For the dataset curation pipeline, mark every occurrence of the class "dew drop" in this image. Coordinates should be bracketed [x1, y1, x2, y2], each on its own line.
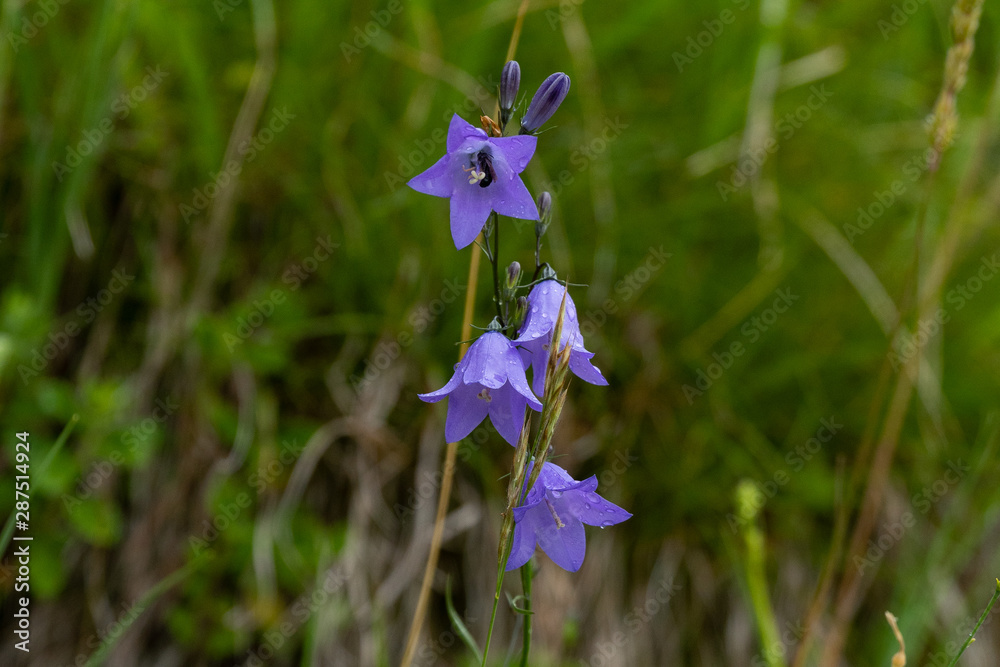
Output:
[601, 520, 614, 527]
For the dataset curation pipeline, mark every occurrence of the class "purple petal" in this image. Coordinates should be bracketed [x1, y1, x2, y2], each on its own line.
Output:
[538, 461, 577, 487]
[446, 114, 486, 153]
[407, 152, 456, 198]
[490, 135, 536, 172]
[491, 172, 539, 221]
[444, 384, 489, 443]
[488, 383, 528, 446]
[505, 512, 538, 571]
[450, 186, 493, 249]
[535, 516, 586, 572]
[569, 350, 608, 386]
[570, 483, 633, 527]
[503, 343, 542, 410]
[529, 353, 546, 399]
[515, 281, 565, 342]
[462, 332, 511, 389]
[417, 363, 465, 402]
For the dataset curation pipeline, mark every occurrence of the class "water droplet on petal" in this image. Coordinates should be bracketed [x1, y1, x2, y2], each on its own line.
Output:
[586, 493, 600, 503]
[551, 489, 564, 498]
[601, 520, 614, 527]
[584, 503, 592, 510]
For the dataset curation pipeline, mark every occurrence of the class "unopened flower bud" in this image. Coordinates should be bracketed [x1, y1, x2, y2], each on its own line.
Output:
[513, 296, 529, 330]
[506, 261, 522, 292]
[500, 61, 520, 126]
[520, 73, 570, 135]
[535, 192, 552, 237]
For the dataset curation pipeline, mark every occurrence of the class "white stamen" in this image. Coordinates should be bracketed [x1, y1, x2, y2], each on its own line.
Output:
[463, 165, 486, 185]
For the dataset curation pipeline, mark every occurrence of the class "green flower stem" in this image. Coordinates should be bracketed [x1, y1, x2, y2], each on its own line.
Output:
[946, 579, 1000, 667]
[520, 562, 533, 667]
[491, 212, 503, 325]
[736, 481, 784, 667]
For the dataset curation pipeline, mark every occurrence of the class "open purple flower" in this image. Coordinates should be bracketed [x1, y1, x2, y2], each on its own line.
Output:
[407, 114, 539, 250]
[506, 461, 631, 572]
[418, 331, 541, 446]
[515, 279, 608, 397]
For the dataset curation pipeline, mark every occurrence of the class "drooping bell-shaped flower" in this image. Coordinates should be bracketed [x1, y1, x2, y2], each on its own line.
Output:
[506, 461, 631, 572]
[407, 114, 539, 250]
[514, 279, 608, 397]
[520, 73, 571, 135]
[418, 330, 542, 446]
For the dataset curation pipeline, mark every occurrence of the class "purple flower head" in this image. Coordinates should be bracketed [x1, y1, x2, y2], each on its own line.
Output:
[407, 114, 539, 250]
[520, 72, 571, 135]
[515, 279, 608, 397]
[506, 461, 631, 572]
[418, 330, 542, 446]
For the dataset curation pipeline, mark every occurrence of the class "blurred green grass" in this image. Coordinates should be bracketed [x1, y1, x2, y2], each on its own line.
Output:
[2, 0, 1000, 664]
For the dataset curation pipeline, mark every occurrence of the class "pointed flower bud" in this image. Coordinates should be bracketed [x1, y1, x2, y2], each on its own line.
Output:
[505, 261, 521, 292]
[500, 61, 520, 126]
[536, 191, 552, 238]
[520, 73, 570, 135]
[512, 296, 529, 331]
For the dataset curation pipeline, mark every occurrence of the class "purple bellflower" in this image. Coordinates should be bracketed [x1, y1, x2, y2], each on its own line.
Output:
[506, 461, 631, 572]
[407, 114, 539, 250]
[418, 330, 542, 446]
[515, 279, 608, 397]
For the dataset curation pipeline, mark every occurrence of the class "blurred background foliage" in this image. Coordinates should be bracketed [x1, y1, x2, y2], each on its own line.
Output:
[2, 0, 1000, 664]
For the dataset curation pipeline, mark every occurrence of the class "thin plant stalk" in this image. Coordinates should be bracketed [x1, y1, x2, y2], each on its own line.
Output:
[399, 243, 482, 667]
[946, 580, 1000, 667]
[519, 562, 532, 667]
[401, 5, 538, 662]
